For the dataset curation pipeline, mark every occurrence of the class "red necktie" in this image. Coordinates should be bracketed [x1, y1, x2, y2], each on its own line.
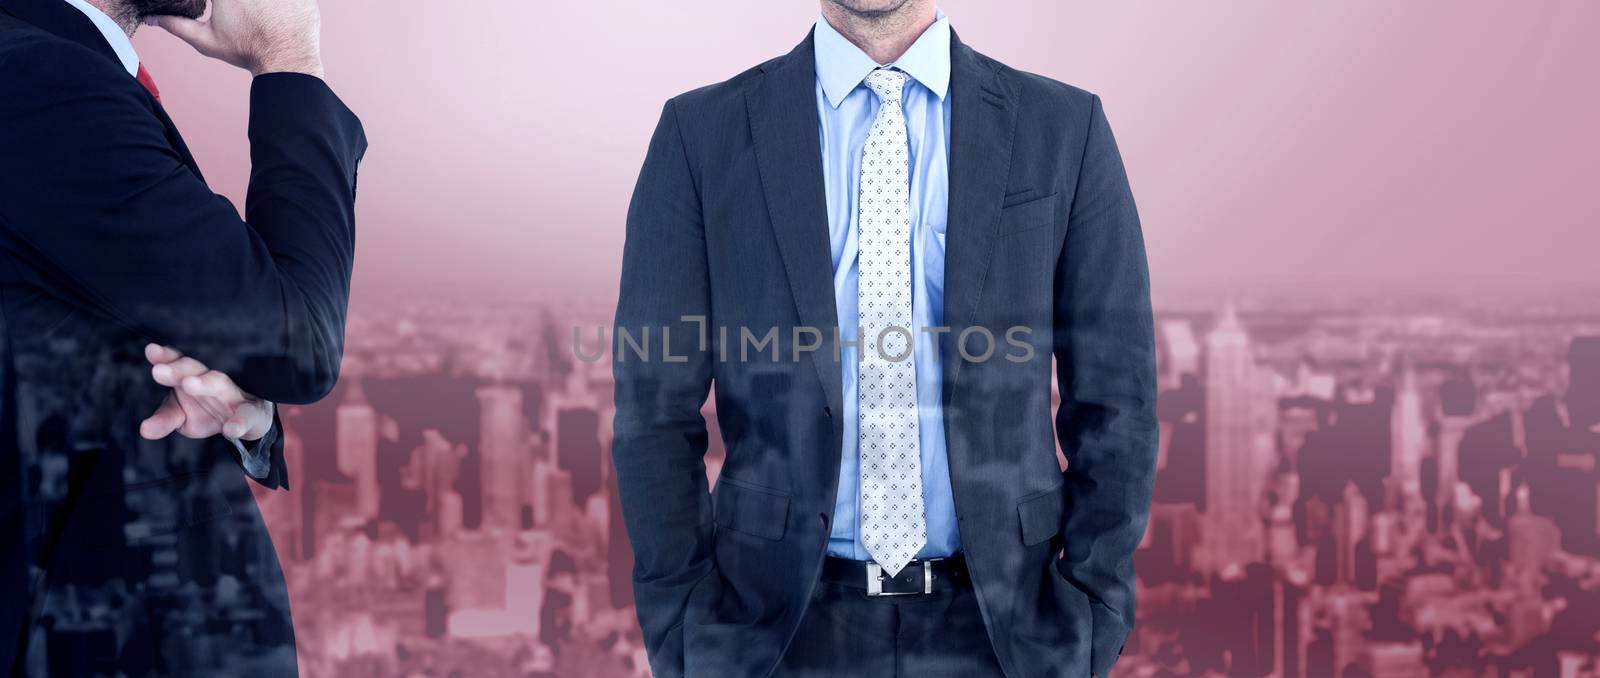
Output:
[135, 63, 161, 103]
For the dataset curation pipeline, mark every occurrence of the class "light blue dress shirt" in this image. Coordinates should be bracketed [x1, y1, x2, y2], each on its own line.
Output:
[63, 0, 139, 76]
[816, 10, 960, 560]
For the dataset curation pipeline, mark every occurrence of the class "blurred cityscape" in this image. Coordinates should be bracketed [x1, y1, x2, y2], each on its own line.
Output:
[258, 285, 1600, 677]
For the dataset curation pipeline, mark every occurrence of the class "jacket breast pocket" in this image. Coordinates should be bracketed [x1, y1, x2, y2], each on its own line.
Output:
[997, 191, 1058, 238]
[1016, 480, 1066, 546]
[713, 475, 791, 541]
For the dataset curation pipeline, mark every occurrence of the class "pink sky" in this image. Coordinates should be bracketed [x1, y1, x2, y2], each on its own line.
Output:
[134, 1, 1600, 299]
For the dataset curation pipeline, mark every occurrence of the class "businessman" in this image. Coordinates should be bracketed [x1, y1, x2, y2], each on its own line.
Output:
[613, 1, 1156, 676]
[0, 0, 364, 674]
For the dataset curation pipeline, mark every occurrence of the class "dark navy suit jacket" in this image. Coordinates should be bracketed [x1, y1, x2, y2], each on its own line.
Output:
[614, 30, 1157, 678]
[0, 0, 365, 674]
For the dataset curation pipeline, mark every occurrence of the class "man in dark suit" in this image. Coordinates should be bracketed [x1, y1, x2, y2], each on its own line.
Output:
[613, 1, 1156, 676]
[0, 0, 364, 674]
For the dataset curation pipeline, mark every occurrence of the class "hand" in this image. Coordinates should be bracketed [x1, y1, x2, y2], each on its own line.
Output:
[152, 0, 324, 78]
[140, 344, 275, 442]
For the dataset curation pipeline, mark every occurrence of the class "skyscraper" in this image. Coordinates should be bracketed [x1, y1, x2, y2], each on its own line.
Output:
[1200, 302, 1274, 574]
[1568, 336, 1600, 430]
[415, 429, 466, 538]
[1435, 415, 1472, 530]
[476, 383, 528, 532]
[336, 378, 381, 521]
[1159, 319, 1201, 390]
[555, 407, 603, 507]
[1333, 482, 1370, 588]
[1507, 485, 1561, 575]
[1391, 363, 1427, 498]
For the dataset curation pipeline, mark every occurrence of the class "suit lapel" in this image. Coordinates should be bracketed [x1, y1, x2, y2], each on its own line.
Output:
[941, 31, 1016, 406]
[744, 29, 1014, 424]
[0, 0, 197, 177]
[747, 31, 845, 421]
[0, 0, 124, 69]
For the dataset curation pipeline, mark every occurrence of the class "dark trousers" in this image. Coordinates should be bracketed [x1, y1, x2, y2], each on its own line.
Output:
[774, 577, 1006, 677]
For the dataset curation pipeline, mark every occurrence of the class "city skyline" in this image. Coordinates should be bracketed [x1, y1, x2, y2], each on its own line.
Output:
[239, 285, 1600, 676]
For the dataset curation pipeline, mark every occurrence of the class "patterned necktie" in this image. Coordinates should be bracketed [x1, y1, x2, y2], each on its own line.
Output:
[856, 68, 925, 576]
[135, 63, 161, 103]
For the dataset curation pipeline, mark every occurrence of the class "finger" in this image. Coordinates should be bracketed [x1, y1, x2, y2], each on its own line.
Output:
[178, 412, 222, 439]
[222, 400, 271, 440]
[244, 401, 276, 441]
[182, 387, 237, 429]
[139, 395, 186, 440]
[222, 409, 249, 440]
[145, 343, 183, 365]
[181, 370, 241, 401]
[151, 356, 210, 388]
[154, 16, 218, 54]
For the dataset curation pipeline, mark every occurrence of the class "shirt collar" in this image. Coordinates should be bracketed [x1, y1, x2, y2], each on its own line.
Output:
[61, 0, 139, 77]
[814, 8, 951, 109]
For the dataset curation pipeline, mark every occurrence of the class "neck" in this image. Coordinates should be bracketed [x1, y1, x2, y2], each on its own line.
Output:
[821, 1, 936, 64]
[86, 0, 139, 37]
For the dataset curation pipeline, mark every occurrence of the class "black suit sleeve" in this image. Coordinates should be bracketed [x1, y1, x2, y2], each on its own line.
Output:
[611, 99, 716, 678]
[1052, 94, 1158, 677]
[0, 39, 366, 407]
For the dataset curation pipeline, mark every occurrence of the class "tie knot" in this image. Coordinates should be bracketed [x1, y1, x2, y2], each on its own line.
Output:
[865, 68, 908, 102]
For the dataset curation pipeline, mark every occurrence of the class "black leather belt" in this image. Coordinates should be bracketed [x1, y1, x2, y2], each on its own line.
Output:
[821, 555, 970, 596]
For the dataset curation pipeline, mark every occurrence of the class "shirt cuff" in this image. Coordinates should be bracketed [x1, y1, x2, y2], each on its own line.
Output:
[237, 421, 279, 480]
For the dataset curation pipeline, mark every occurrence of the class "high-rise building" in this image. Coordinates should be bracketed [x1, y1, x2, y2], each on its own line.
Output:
[543, 374, 605, 510]
[446, 531, 509, 614]
[1508, 485, 1562, 575]
[1159, 319, 1200, 390]
[476, 383, 528, 531]
[1435, 415, 1472, 529]
[1568, 336, 1600, 430]
[1326, 591, 1373, 678]
[1200, 302, 1274, 574]
[423, 572, 448, 639]
[312, 480, 359, 565]
[415, 429, 466, 538]
[1274, 573, 1310, 678]
[555, 407, 603, 507]
[1390, 364, 1427, 498]
[529, 458, 553, 527]
[1333, 482, 1370, 588]
[1268, 502, 1298, 566]
[336, 379, 381, 521]
[1459, 411, 1520, 527]
[1153, 373, 1205, 507]
[503, 560, 543, 637]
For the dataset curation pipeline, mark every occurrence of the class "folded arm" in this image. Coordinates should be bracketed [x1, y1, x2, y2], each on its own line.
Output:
[140, 343, 283, 485]
[1052, 94, 1159, 677]
[0, 41, 366, 407]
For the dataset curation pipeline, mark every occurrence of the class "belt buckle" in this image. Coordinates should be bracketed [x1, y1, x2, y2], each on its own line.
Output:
[866, 560, 934, 597]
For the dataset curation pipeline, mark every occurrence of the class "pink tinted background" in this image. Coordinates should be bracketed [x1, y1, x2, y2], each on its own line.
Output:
[136, 0, 1600, 298]
[125, 2, 1600, 676]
